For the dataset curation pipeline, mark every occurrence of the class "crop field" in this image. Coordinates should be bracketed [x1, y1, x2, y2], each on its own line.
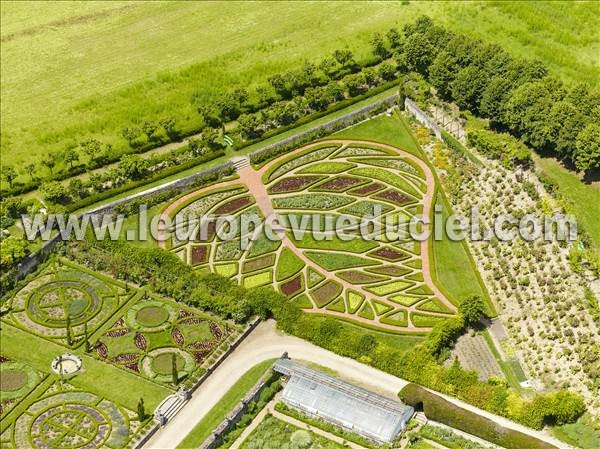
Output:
[161, 137, 461, 333]
[0, 257, 237, 449]
[1, 1, 597, 176]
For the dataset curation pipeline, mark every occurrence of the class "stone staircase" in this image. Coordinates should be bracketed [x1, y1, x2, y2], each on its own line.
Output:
[414, 411, 428, 425]
[154, 387, 189, 425]
[232, 156, 250, 171]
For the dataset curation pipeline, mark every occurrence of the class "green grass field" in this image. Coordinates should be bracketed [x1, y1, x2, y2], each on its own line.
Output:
[534, 154, 600, 257]
[2, 1, 598, 178]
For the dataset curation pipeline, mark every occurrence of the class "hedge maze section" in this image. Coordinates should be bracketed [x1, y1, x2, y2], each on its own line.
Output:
[94, 297, 235, 387]
[2, 261, 134, 348]
[0, 381, 146, 449]
[161, 140, 457, 333]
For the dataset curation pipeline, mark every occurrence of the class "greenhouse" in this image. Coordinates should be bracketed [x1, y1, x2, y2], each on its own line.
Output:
[274, 358, 414, 443]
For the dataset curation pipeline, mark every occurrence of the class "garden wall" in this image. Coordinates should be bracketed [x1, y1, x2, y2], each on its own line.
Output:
[399, 384, 559, 449]
[249, 93, 399, 164]
[198, 364, 278, 449]
[404, 98, 443, 139]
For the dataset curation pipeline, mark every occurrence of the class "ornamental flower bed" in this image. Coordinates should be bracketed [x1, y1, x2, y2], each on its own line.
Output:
[314, 176, 363, 192]
[134, 333, 147, 351]
[280, 274, 303, 297]
[172, 327, 185, 346]
[350, 182, 385, 196]
[191, 246, 209, 265]
[209, 322, 223, 340]
[196, 219, 216, 242]
[213, 196, 252, 215]
[369, 247, 409, 261]
[269, 176, 322, 193]
[96, 342, 108, 358]
[374, 189, 413, 205]
[105, 328, 130, 337]
[94, 299, 231, 386]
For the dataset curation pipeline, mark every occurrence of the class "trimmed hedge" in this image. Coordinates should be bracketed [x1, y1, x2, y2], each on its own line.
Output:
[398, 384, 558, 449]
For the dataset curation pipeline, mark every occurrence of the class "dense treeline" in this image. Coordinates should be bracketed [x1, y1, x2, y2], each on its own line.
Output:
[387, 16, 599, 172]
[64, 237, 585, 432]
[400, 384, 559, 449]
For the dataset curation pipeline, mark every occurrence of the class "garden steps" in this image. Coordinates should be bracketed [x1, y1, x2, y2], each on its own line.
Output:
[232, 157, 250, 171]
[154, 389, 189, 425]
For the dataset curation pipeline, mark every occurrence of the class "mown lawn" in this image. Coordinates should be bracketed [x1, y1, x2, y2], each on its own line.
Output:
[176, 358, 276, 449]
[0, 324, 170, 411]
[534, 154, 600, 258]
[2, 1, 597, 176]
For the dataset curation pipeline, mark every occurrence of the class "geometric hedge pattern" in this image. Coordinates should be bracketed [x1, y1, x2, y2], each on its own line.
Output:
[3, 261, 133, 347]
[0, 382, 144, 449]
[163, 140, 458, 333]
[94, 297, 231, 387]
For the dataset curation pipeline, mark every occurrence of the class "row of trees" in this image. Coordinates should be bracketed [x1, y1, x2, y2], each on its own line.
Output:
[382, 16, 599, 172]
[39, 130, 225, 206]
[66, 237, 586, 431]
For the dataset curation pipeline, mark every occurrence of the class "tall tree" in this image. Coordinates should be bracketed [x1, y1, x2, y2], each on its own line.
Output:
[63, 148, 80, 170]
[171, 353, 179, 385]
[370, 32, 390, 60]
[1, 166, 18, 189]
[458, 295, 486, 327]
[574, 124, 600, 173]
[42, 153, 57, 176]
[24, 163, 36, 182]
[137, 398, 146, 421]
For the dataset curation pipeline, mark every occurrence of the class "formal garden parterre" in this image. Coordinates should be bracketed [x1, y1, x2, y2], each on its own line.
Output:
[2, 261, 134, 348]
[94, 296, 236, 386]
[0, 380, 146, 449]
[160, 140, 459, 333]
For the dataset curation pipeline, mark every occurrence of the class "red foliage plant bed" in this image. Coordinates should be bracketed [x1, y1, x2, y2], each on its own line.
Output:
[369, 247, 409, 261]
[134, 333, 147, 351]
[213, 196, 252, 215]
[193, 351, 210, 364]
[210, 322, 223, 340]
[172, 327, 185, 346]
[374, 189, 413, 205]
[280, 274, 303, 297]
[191, 246, 209, 265]
[181, 317, 205, 326]
[311, 280, 342, 307]
[96, 342, 108, 358]
[105, 328, 130, 337]
[125, 363, 140, 373]
[190, 341, 216, 351]
[315, 176, 363, 192]
[179, 309, 193, 319]
[196, 220, 216, 242]
[111, 353, 139, 364]
[349, 182, 385, 196]
[269, 176, 322, 193]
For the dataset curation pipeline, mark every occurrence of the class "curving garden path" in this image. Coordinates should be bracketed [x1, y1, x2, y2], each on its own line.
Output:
[143, 320, 571, 449]
[158, 139, 457, 332]
[238, 140, 456, 328]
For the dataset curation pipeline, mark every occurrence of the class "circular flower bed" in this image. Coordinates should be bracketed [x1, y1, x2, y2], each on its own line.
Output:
[141, 348, 194, 383]
[26, 281, 100, 328]
[0, 361, 41, 402]
[125, 300, 176, 332]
